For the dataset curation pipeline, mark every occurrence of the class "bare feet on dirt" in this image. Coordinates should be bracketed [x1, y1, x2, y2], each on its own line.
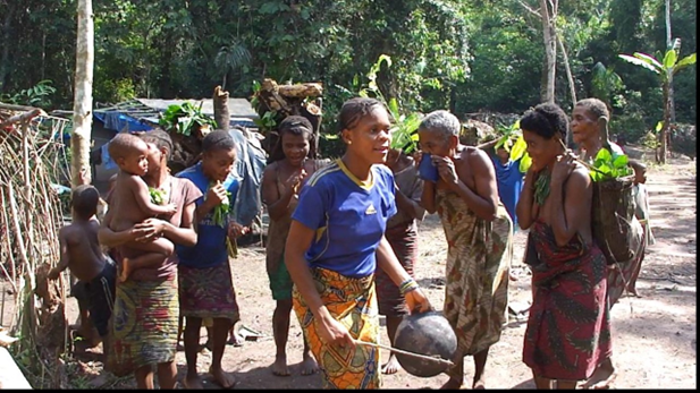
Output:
[472, 376, 486, 389]
[182, 373, 204, 390]
[271, 355, 291, 376]
[627, 287, 643, 298]
[300, 354, 319, 376]
[581, 358, 616, 389]
[440, 377, 463, 390]
[210, 366, 238, 389]
[381, 354, 402, 375]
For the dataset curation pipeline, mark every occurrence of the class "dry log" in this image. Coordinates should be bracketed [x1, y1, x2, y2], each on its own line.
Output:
[277, 82, 323, 98]
[213, 85, 230, 132]
[0, 108, 47, 129]
[0, 102, 41, 112]
[259, 79, 292, 113]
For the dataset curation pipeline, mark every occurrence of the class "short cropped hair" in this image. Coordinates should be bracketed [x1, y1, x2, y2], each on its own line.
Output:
[519, 103, 569, 141]
[71, 185, 100, 219]
[202, 129, 236, 153]
[107, 133, 145, 160]
[419, 110, 461, 140]
[575, 98, 610, 121]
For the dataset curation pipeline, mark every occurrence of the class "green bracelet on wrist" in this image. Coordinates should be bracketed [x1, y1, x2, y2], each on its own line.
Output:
[399, 278, 419, 296]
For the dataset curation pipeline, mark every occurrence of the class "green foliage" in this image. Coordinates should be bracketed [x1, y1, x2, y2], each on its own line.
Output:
[336, 54, 423, 154]
[619, 49, 697, 82]
[0, 0, 695, 151]
[149, 187, 166, 205]
[494, 120, 531, 173]
[0, 80, 56, 107]
[639, 130, 660, 150]
[589, 148, 633, 182]
[210, 183, 232, 228]
[253, 111, 278, 131]
[388, 98, 421, 154]
[158, 102, 218, 136]
[533, 171, 551, 206]
[94, 78, 136, 104]
[591, 62, 625, 108]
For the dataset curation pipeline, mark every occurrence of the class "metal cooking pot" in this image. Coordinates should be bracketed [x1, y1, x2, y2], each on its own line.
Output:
[393, 311, 457, 377]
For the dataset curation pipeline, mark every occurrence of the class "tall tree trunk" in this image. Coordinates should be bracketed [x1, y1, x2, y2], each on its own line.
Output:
[71, 0, 94, 187]
[665, 0, 676, 122]
[557, 35, 577, 107]
[540, 0, 557, 103]
[557, 33, 577, 147]
[659, 84, 670, 164]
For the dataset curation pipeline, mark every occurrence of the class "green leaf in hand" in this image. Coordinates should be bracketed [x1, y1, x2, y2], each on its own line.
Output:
[149, 188, 166, 205]
[209, 182, 232, 228]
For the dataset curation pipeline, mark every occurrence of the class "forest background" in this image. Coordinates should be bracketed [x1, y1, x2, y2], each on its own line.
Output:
[0, 0, 696, 156]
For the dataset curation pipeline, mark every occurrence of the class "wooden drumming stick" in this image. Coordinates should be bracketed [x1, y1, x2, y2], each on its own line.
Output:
[353, 339, 455, 367]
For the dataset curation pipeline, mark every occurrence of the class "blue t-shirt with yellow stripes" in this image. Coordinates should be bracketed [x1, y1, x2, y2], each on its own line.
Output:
[292, 159, 397, 278]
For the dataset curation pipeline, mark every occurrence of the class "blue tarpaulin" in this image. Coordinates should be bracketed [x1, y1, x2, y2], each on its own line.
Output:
[93, 111, 153, 133]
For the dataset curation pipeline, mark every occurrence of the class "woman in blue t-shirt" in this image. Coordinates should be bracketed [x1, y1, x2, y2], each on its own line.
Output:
[175, 130, 248, 389]
[284, 97, 432, 389]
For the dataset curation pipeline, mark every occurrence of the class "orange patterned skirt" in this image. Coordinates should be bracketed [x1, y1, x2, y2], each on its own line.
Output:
[292, 267, 381, 389]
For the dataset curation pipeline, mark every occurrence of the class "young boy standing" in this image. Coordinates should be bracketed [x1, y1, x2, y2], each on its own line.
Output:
[49, 185, 117, 360]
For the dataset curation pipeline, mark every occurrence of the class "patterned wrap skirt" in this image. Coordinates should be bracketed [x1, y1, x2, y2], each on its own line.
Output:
[292, 267, 381, 389]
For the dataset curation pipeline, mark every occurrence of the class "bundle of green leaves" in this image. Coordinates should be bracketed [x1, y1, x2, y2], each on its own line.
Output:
[159, 101, 218, 136]
[589, 148, 633, 182]
[494, 120, 531, 173]
[387, 98, 421, 154]
[210, 183, 232, 228]
[149, 187, 166, 205]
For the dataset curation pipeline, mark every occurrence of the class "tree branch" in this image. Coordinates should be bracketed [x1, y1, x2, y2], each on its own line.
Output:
[0, 109, 46, 129]
[517, 0, 540, 17]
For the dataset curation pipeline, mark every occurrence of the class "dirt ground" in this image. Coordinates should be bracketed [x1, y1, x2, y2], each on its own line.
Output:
[1, 151, 696, 389]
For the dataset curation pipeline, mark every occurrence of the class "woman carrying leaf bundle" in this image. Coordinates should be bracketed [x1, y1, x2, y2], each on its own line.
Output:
[570, 98, 653, 389]
[571, 98, 653, 302]
[174, 130, 249, 389]
[516, 103, 612, 389]
[260, 115, 329, 377]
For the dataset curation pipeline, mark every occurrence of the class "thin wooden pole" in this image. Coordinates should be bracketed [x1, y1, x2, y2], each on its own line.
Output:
[353, 339, 455, 368]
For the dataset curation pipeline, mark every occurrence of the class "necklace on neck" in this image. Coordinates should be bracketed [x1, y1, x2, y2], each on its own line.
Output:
[533, 170, 551, 206]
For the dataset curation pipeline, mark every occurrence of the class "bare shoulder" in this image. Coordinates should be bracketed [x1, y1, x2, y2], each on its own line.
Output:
[567, 164, 592, 188]
[461, 146, 493, 171]
[262, 161, 279, 177]
[88, 219, 101, 232]
[460, 145, 488, 161]
[59, 223, 81, 244]
[119, 171, 145, 187]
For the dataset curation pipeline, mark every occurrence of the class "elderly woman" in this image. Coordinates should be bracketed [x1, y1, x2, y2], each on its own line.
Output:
[99, 129, 201, 389]
[570, 97, 653, 389]
[418, 110, 513, 389]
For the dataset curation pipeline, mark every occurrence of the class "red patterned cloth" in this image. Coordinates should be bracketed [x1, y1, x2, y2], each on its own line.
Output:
[523, 220, 612, 381]
[178, 261, 240, 322]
